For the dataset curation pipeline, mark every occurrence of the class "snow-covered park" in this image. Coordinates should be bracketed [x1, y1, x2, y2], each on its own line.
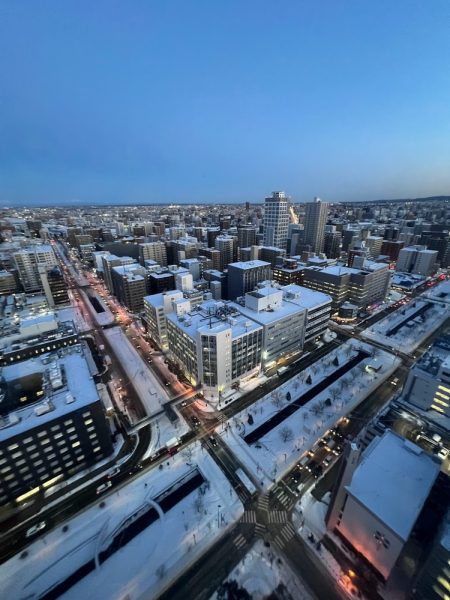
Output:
[361, 298, 450, 354]
[0, 443, 243, 600]
[219, 340, 400, 491]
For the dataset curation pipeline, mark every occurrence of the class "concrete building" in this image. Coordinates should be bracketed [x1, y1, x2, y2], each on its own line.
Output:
[302, 261, 390, 309]
[13, 245, 58, 292]
[324, 229, 342, 259]
[403, 336, 450, 419]
[227, 260, 272, 300]
[138, 242, 167, 267]
[235, 285, 307, 369]
[143, 291, 184, 350]
[330, 431, 440, 580]
[148, 269, 175, 294]
[101, 254, 135, 293]
[0, 270, 18, 295]
[281, 284, 332, 343]
[396, 246, 438, 277]
[0, 345, 113, 506]
[303, 197, 329, 253]
[380, 240, 405, 262]
[272, 258, 305, 287]
[237, 226, 257, 249]
[365, 235, 384, 258]
[38, 265, 69, 308]
[166, 301, 263, 401]
[111, 264, 147, 313]
[413, 511, 450, 600]
[215, 234, 236, 270]
[263, 191, 289, 250]
[259, 246, 286, 268]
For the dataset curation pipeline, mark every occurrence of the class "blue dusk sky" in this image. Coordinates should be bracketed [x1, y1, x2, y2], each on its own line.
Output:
[0, 0, 449, 205]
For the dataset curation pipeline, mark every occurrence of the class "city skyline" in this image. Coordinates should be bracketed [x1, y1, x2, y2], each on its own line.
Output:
[1, 1, 450, 206]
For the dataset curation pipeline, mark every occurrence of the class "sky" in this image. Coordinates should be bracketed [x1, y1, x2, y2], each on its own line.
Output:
[0, 0, 449, 206]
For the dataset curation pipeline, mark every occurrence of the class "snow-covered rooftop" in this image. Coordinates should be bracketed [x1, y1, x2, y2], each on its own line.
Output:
[228, 260, 271, 270]
[0, 345, 100, 441]
[167, 301, 262, 340]
[281, 284, 332, 309]
[347, 431, 440, 540]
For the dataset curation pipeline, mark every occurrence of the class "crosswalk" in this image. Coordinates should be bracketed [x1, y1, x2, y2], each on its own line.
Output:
[267, 510, 287, 524]
[254, 523, 266, 538]
[240, 510, 257, 523]
[274, 488, 293, 510]
[257, 493, 270, 511]
[233, 533, 247, 549]
[272, 522, 297, 551]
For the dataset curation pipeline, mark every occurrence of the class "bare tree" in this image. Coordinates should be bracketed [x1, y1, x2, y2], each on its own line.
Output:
[271, 389, 283, 409]
[279, 426, 294, 443]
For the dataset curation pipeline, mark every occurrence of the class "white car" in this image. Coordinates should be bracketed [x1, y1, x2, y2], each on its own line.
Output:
[26, 521, 46, 538]
[437, 448, 448, 460]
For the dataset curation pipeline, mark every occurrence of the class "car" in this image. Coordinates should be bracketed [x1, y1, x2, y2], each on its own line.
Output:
[164, 380, 171, 386]
[208, 436, 218, 447]
[191, 416, 200, 428]
[107, 466, 121, 478]
[180, 400, 188, 407]
[438, 448, 449, 460]
[26, 521, 46, 538]
[96, 481, 112, 495]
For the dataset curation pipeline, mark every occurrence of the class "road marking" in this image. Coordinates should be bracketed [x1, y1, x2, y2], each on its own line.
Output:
[268, 511, 287, 523]
[258, 494, 270, 510]
[240, 510, 257, 523]
[275, 491, 292, 509]
[233, 534, 246, 549]
[280, 524, 296, 542]
[272, 536, 284, 551]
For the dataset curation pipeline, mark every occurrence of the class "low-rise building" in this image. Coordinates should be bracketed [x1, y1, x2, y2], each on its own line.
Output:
[330, 431, 440, 580]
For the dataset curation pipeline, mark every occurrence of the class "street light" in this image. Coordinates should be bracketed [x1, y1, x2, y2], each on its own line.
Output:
[217, 504, 222, 528]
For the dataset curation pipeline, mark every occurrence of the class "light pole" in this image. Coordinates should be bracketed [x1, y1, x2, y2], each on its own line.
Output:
[217, 504, 222, 528]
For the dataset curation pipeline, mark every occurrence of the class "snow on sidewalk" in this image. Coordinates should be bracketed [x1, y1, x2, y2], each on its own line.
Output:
[210, 538, 316, 600]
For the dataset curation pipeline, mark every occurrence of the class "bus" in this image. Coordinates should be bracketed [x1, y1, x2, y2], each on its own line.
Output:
[235, 468, 257, 496]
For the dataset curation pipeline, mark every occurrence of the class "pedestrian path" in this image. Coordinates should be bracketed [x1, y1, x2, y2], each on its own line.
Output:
[233, 533, 247, 549]
[254, 523, 266, 538]
[272, 523, 296, 551]
[274, 488, 293, 509]
[267, 510, 287, 524]
[257, 493, 270, 511]
[240, 510, 257, 523]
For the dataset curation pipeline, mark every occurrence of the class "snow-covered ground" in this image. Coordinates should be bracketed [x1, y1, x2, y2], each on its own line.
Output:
[293, 491, 362, 599]
[361, 298, 450, 353]
[0, 443, 243, 600]
[141, 411, 190, 460]
[219, 340, 400, 491]
[103, 326, 171, 416]
[210, 538, 315, 600]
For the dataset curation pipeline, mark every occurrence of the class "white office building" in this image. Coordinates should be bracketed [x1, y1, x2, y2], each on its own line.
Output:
[13, 245, 58, 292]
[396, 245, 438, 277]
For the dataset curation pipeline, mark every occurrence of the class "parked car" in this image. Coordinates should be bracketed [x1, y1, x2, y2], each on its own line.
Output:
[26, 521, 46, 538]
[96, 481, 112, 495]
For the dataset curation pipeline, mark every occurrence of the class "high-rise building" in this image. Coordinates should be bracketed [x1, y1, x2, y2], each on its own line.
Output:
[237, 226, 257, 249]
[215, 235, 236, 270]
[227, 260, 272, 300]
[13, 245, 58, 292]
[38, 265, 70, 307]
[263, 191, 289, 250]
[303, 197, 329, 253]
[396, 246, 438, 276]
[324, 229, 342, 259]
[139, 242, 168, 267]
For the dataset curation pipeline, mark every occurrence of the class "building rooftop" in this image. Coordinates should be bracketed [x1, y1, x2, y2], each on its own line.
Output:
[0, 345, 100, 441]
[281, 284, 332, 309]
[228, 260, 271, 271]
[167, 300, 262, 340]
[347, 431, 440, 541]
